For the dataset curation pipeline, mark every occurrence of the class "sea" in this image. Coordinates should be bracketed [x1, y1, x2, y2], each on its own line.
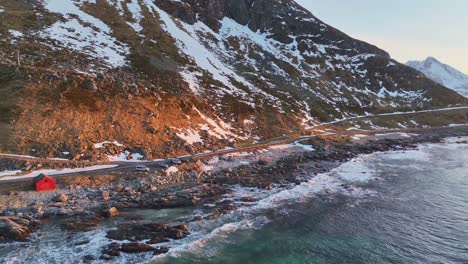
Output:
[1, 137, 468, 264]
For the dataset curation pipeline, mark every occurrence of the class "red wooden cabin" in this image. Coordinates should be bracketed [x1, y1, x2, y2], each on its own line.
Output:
[33, 174, 56, 192]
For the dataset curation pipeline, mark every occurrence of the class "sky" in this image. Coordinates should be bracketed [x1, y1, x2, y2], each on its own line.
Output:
[295, 0, 468, 73]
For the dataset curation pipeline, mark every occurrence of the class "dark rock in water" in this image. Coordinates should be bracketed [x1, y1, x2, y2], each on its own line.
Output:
[153, 247, 170, 256]
[190, 216, 204, 222]
[101, 242, 121, 257]
[99, 255, 113, 261]
[121, 242, 155, 253]
[174, 224, 189, 232]
[0, 216, 31, 241]
[239, 197, 257, 202]
[83, 255, 96, 263]
[74, 239, 90, 246]
[204, 212, 224, 220]
[106, 222, 189, 242]
[147, 236, 170, 244]
[62, 213, 104, 232]
[204, 200, 238, 220]
[215, 200, 238, 212]
[166, 229, 185, 240]
[64, 220, 99, 232]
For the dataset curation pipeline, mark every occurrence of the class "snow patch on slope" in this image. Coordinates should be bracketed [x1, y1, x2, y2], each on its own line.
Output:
[108, 151, 144, 162]
[126, 0, 144, 32]
[177, 129, 203, 145]
[148, 3, 250, 96]
[143, 1, 285, 109]
[40, 0, 129, 67]
[193, 107, 239, 140]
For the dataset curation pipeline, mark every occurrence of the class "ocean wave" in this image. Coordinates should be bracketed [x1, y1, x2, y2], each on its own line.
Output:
[152, 154, 383, 261]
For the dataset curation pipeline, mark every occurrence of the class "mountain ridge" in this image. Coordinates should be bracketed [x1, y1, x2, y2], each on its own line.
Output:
[0, 0, 466, 160]
[406, 57, 468, 97]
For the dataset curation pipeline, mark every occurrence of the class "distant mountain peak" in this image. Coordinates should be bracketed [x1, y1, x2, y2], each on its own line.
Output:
[425, 56, 439, 62]
[406, 57, 468, 97]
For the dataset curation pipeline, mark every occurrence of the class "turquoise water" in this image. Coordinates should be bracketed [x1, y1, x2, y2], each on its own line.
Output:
[155, 139, 468, 264]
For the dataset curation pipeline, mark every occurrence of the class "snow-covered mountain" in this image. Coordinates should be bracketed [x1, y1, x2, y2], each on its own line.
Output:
[407, 57, 468, 97]
[0, 0, 466, 159]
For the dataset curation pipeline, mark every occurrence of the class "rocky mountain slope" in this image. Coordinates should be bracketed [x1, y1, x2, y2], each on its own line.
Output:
[407, 57, 468, 98]
[0, 0, 466, 160]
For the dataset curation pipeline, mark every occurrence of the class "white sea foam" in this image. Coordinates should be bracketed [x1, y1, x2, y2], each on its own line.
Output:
[377, 149, 432, 162]
[3, 228, 111, 264]
[251, 159, 378, 211]
[154, 154, 382, 260]
[441, 136, 468, 144]
[331, 156, 378, 182]
[157, 217, 269, 259]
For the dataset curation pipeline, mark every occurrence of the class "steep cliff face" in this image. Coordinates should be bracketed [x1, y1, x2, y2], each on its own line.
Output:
[0, 0, 465, 159]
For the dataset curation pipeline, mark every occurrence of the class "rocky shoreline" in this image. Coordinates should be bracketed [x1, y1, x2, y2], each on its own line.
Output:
[1, 126, 467, 262]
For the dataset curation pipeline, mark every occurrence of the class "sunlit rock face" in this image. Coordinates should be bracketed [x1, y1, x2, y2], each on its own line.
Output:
[0, 0, 465, 159]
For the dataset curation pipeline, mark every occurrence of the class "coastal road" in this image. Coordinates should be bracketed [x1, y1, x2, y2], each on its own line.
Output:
[314, 105, 468, 128]
[1, 105, 468, 183]
[0, 136, 314, 183]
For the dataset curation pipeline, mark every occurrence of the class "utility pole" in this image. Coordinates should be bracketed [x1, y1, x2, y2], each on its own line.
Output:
[16, 50, 20, 67]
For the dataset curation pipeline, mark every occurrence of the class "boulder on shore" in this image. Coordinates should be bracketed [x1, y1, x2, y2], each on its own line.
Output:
[153, 247, 170, 256]
[101, 190, 111, 201]
[52, 194, 69, 203]
[0, 216, 31, 241]
[107, 207, 119, 217]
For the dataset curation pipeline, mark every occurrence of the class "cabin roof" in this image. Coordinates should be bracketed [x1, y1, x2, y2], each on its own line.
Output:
[33, 173, 53, 184]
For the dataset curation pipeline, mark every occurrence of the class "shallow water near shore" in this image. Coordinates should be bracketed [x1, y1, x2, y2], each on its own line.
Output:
[154, 137, 468, 264]
[1, 137, 468, 263]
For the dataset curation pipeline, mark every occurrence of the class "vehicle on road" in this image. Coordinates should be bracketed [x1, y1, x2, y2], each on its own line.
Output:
[135, 166, 150, 172]
[171, 158, 182, 165]
[159, 163, 169, 169]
